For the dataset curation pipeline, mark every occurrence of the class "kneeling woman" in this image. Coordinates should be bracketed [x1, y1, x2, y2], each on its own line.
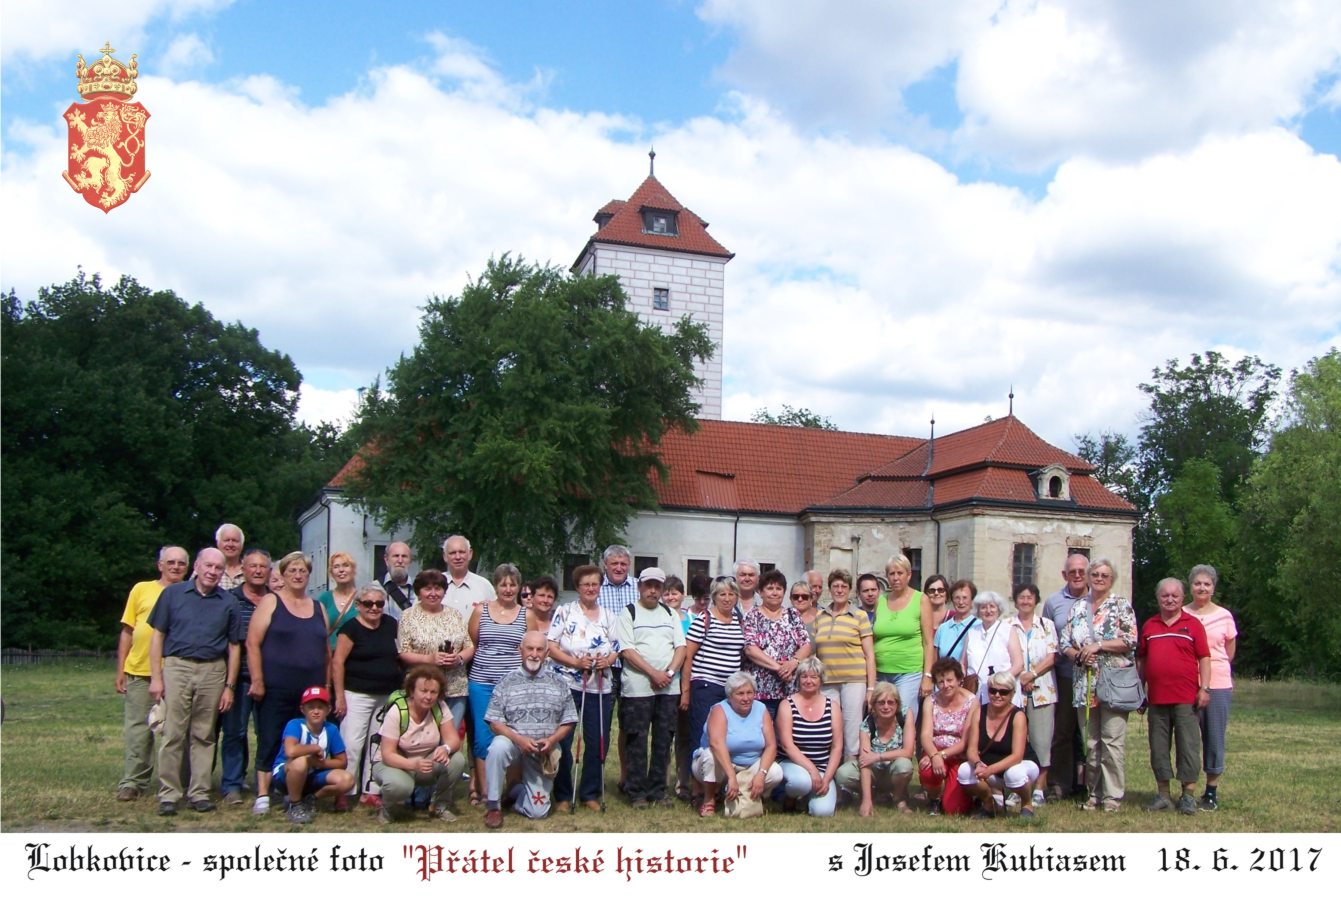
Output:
[836, 681, 916, 815]
[373, 665, 469, 823]
[958, 671, 1039, 818]
[919, 657, 977, 816]
[776, 657, 842, 816]
[691, 671, 784, 817]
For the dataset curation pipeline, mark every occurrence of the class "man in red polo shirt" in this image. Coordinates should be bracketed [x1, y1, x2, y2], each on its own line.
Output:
[1138, 577, 1210, 816]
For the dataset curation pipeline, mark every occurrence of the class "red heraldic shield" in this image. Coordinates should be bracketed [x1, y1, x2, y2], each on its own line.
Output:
[64, 99, 151, 212]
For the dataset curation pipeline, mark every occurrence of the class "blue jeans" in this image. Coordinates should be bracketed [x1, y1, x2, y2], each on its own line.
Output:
[878, 671, 923, 719]
[219, 678, 255, 794]
[468, 681, 498, 760]
[554, 689, 614, 803]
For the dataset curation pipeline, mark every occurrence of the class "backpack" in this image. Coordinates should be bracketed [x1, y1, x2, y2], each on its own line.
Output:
[367, 689, 443, 766]
[625, 601, 674, 620]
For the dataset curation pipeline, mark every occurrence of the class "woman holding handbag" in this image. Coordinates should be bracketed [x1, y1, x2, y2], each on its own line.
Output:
[1059, 557, 1138, 812]
[1008, 583, 1057, 805]
[962, 591, 1020, 702]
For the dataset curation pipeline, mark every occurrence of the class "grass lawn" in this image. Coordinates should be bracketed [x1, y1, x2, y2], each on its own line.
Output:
[2, 662, 1337, 833]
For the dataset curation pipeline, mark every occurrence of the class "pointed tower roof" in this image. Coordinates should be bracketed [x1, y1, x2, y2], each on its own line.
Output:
[572, 173, 733, 270]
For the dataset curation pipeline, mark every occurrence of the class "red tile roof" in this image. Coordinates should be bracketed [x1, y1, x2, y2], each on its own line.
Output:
[814, 417, 1135, 514]
[572, 175, 733, 267]
[651, 420, 919, 515]
[870, 416, 1091, 478]
[329, 416, 1135, 517]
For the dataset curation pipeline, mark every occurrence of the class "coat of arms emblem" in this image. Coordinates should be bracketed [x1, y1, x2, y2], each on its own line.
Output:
[63, 43, 151, 212]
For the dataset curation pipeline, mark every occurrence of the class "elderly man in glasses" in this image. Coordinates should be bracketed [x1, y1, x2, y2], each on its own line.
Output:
[115, 545, 190, 802]
[1043, 552, 1091, 800]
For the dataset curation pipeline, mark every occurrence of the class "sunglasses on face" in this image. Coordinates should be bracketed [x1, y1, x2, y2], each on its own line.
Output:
[360, 600, 386, 609]
[790, 593, 810, 600]
[926, 587, 946, 594]
[987, 687, 1012, 697]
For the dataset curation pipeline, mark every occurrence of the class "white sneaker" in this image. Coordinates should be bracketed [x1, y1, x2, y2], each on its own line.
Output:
[251, 796, 270, 816]
[1032, 789, 1047, 806]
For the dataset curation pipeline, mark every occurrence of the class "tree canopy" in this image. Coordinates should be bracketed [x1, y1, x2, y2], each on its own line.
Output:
[343, 256, 713, 576]
[750, 405, 837, 430]
[1, 273, 352, 647]
[1238, 349, 1341, 677]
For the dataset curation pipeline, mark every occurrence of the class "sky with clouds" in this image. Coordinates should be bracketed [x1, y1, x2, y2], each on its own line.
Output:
[4, 0, 1339, 452]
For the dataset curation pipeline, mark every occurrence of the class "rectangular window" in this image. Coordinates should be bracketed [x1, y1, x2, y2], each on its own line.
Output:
[1013, 543, 1037, 588]
[634, 555, 658, 576]
[686, 558, 711, 589]
[759, 562, 777, 577]
[642, 209, 679, 236]
[562, 553, 591, 591]
[372, 544, 388, 584]
[653, 287, 670, 311]
[902, 547, 923, 589]
[1067, 546, 1091, 560]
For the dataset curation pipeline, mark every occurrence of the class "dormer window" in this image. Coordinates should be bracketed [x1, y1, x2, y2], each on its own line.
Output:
[1035, 464, 1071, 501]
[642, 208, 678, 236]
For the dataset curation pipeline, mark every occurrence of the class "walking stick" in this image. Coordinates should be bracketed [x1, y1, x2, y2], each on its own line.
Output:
[596, 662, 607, 813]
[572, 665, 589, 813]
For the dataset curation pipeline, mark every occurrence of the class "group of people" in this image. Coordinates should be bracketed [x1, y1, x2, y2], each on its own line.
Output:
[117, 530, 1237, 826]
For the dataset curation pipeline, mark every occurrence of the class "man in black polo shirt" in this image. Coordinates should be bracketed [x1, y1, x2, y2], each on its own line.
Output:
[149, 547, 244, 815]
[219, 548, 272, 805]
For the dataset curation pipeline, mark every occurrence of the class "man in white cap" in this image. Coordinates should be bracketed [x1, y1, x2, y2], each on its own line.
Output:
[615, 567, 686, 808]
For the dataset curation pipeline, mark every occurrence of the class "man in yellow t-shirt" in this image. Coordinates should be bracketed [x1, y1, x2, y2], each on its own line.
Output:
[115, 545, 189, 801]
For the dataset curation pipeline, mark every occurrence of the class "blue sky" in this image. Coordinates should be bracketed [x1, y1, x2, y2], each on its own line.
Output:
[4, 1, 1339, 445]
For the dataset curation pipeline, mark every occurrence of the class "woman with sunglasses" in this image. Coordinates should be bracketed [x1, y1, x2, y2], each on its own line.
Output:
[922, 574, 951, 628]
[789, 581, 820, 629]
[958, 671, 1039, 818]
[332, 583, 401, 810]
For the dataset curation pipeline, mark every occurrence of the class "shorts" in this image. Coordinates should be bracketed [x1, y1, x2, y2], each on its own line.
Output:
[271, 762, 339, 792]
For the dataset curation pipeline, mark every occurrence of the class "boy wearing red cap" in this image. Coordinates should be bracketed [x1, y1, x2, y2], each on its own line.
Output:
[272, 686, 355, 824]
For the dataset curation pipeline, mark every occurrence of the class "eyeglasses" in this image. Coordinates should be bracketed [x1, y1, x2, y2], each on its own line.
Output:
[926, 587, 947, 594]
[360, 600, 386, 609]
[1090, 572, 1113, 581]
[1065, 569, 1088, 576]
[987, 687, 1012, 697]
[790, 593, 810, 600]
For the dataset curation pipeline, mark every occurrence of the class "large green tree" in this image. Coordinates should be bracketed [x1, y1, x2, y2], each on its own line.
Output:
[344, 256, 713, 576]
[1238, 349, 1341, 677]
[1131, 351, 1280, 602]
[1, 273, 350, 647]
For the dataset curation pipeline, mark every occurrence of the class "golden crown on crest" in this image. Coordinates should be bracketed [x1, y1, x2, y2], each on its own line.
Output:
[75, 42, 139, 99]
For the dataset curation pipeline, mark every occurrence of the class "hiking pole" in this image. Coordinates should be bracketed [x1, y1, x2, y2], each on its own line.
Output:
[572, 664, 589, 813]
[596, 662, 607, 813]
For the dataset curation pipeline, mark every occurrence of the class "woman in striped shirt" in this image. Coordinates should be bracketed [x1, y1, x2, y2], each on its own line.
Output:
[466, 564, 528, 804]
[812, 568, 875, 764]
[681, 576, 747, 803]
[776, 657, 842, 816]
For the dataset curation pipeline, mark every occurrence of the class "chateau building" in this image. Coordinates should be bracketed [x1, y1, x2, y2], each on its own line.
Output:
[300, 164, 1135, 594]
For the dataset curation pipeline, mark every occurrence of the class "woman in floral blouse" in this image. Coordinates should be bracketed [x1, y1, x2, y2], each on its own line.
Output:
[396, 569, 474, 725]
[743, 569, 812, 721]
[1058, 556, 1137, 812]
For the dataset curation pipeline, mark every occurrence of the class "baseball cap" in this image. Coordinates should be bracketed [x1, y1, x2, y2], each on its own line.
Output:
[638, 566, 667, 583]
[300, 685, 331, 706]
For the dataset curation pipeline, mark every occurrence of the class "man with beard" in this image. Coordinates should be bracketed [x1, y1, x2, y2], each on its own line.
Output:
[115, 545, 190, 801]
[148, 547, 244, 815]
[482, 631, 578, 827]
[380, 542, 414, 619]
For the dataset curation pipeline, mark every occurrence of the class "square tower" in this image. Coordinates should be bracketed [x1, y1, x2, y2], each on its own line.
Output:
[572, 156, 731, 419]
